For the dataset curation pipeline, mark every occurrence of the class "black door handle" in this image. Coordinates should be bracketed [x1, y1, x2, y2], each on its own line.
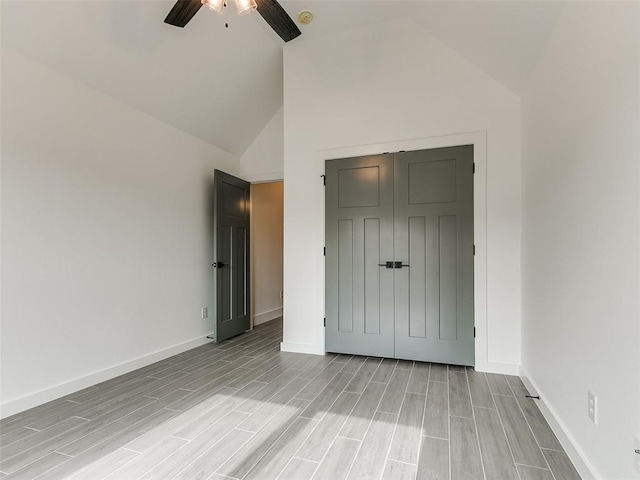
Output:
[212, 262, 227, 268]
[394, 262, 410, 269]
[378, 261, 395, 269]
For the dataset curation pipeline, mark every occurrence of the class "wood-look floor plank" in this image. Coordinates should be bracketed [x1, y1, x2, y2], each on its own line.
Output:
[163, 384, 259, 442]
[215, 398, 309, 479]
[0, 417, 88, 474]
[396, 360, 414, 370]
[344, 357, 381, 394]
[297, 392, 360, 462]
[417, 436, 449, 480]
[423, 381, 449, 440]
[388, 392, 426, 464]
[339, 382, 386, 441]
[56, 391, 187, 456]
[300, 372, 353, 421]
[486, 373, 513, 396]
[346, 411, 397, 480]
[512, 388, 564, 451]
[505, 375, 526, 390]
[449, 416, 484, 480]
[383, 459, 417, 480]
[33, 408, 180, 480]
[474, 406, 519, 480]
[448, 365, 466, 373]
[239, 378, 310, 433]
[449, 371, 473, 419]
[277, 458, 318, 480]
[243, 417, 318, 480]
[138, 410, 249, 480]
[370, 358, 397, 383]
[407, 362, 430, 394]
[2, 452, 70, 480]
[105, 437, 188, 479]
[339, 356, 367, 374]
[542, 449, 581, 480]
[517, 464, 556, 480]
[0, 428, 39, 449]
[296, 362, 345, 401]
[467, 370, 495, 409]
[66, 447, 139, 480]
[377, 368, 411, 414]
[172, 429, 253, 480]
[312, 436, 359, 480]
[429, 364, 448, 383]
[236, 372, 306, 414]
[494, 395, 547, 468]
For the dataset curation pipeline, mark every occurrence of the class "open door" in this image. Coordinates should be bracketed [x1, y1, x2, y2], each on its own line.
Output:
[212, 170, 251, 342]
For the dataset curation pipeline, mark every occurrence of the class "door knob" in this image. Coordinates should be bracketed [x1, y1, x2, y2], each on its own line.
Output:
[212, 262, 227, 268]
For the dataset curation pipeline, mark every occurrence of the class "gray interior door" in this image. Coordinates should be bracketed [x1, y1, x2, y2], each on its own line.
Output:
[393, 147, 474, 365]
[212, 170, 250, 342]
[325, 155, 395, 357]
[325, 146, 474, 365]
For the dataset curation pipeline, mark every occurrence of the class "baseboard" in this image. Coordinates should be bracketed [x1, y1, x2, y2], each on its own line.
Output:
[0, 333, 214, 419]
[474, 361, 520, 375]
[253, 307, 283, 326]
[519, 366, 599, 480]
[280, 341, 325, 356]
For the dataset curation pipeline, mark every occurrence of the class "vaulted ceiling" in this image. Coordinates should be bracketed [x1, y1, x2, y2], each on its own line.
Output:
[1, 1, 564, 156]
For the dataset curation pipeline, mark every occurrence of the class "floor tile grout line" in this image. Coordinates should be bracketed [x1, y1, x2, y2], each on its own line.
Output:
[508, 381, 559, 480]
[469, 369, 488, 480]
[489, 385, 524, 480]
[380, 361, 413, 476]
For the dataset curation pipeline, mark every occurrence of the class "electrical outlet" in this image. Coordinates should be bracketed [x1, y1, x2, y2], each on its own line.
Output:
[201, 307, 208, 319]
[587, 390, 597, 424]
[634, 434, 640, 474]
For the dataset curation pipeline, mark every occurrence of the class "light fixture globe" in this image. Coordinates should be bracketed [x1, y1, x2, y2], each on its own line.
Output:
[201, 0, 224, 14]
[235, 0, 257, 16]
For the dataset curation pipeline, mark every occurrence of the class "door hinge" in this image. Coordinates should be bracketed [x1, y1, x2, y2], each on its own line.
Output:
[474, 327, 476, 338]
[473, 245, 476, 255]
[323, 247, 326, 256]
[473, 163, 476, 174]
[321, 174, 326, 186]
[324, 317, 326, 327]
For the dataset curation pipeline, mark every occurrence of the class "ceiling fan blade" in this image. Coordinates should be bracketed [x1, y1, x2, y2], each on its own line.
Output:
[256, 0, 301, 42]
[165, 0, 202, 28]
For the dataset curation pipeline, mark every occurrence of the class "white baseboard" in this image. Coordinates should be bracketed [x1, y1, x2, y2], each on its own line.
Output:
[253, 307, 283, 326]
[280, 341, 325, 355]
[519, 366, 599, 480]
[0, 333, 214, 419]
[475, 361, 520, 375]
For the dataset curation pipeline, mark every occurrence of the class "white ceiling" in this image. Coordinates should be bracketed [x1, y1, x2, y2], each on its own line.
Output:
[1, 1, 564, 156]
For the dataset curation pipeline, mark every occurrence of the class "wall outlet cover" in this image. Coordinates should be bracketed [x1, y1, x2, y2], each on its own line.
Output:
[201, 307, 208, 319]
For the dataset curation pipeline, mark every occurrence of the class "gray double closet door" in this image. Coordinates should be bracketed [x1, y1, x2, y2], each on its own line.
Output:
[325, 146, 474, 366]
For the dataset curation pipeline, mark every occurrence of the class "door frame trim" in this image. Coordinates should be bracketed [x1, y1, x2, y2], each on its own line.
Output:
[317, 131, 498, 373]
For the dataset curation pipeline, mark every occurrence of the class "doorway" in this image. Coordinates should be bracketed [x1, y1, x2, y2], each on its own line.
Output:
[324, 146, 474, 365]
[250, 182, 284, 327]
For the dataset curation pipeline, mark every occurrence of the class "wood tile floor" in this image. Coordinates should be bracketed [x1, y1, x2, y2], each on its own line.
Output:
[0, 318, 582, 480]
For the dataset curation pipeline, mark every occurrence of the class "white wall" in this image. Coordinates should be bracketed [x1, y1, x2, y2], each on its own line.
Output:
[250, 182, 284, 326]
[281, 19, 522, 370]
[0, 48, 239, 416]
[521, 3, 640, 479]
[239, 106, 284, 182]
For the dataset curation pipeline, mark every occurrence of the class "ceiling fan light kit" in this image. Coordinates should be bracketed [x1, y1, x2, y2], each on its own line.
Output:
[165, 0, 302, 42]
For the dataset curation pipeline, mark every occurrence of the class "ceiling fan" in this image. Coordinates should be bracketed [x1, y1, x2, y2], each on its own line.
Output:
[164, 0, 301, 42]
